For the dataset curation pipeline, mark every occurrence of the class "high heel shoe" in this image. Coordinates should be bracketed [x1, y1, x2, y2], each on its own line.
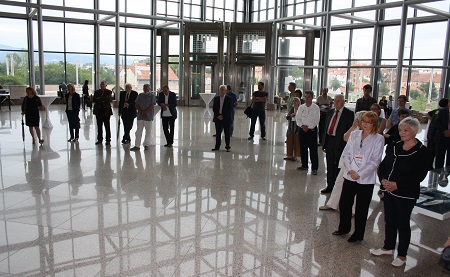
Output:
[39, 139, 44, 145]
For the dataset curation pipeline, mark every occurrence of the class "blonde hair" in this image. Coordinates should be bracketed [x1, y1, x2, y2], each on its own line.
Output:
[67, 83, 75, 92]
[362, 111, 379, 134]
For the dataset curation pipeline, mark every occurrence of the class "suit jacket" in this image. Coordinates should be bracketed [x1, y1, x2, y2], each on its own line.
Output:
[119, 90, 138, 119]
[323, 107, 354, 152]
[435, 107, 450, 143]
[212, 95, 233, 123]
[65, 93, 81, 114]
[157, 91, 178, 119]
[93, 89, 113, 117]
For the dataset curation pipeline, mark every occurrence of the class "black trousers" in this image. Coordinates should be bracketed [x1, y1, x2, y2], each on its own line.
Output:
[298, 127, 319, 170]
[249, 109, 266, 138]
[214, 120, 231, 149]
[338, 179, 374, 239]
[121, 115, 135, 142]
[325, 135, 341, 189]
[435, 137, 450, 169]
[383, 192, 416, 257]
[96, 115, 111, 142]
[66, 110, 80, 139]
[162, 116, 175, 145]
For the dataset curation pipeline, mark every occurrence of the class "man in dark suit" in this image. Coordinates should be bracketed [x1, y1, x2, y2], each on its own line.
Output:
[119, 83, 138, 144]
[93, 81, 113, 146]
[157, 85, 178, 148]
[321, 94, 354, 194]
[435, 101, 450, 169]
[212, 85, 233, 152]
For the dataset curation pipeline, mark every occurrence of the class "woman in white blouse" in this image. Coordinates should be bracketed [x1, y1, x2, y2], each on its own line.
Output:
[332, 111, 384, 243]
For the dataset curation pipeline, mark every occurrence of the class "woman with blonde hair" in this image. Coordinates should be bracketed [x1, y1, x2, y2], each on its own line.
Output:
[21, 87, 44, 145]
[65, 83, 81, 142]
[332, 111, 384, 242]
[284, 97, 301, 161]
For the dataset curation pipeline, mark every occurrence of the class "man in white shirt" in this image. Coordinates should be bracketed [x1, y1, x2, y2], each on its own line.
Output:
[295, 90, 321, 175]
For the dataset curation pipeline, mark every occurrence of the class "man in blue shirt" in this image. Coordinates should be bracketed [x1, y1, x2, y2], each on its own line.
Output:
[226, 85, 238, 137]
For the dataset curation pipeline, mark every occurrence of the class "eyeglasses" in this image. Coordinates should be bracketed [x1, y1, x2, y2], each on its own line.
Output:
[361, 120, 373, 125]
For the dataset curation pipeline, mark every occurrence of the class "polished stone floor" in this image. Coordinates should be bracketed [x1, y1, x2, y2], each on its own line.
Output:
[0, 104, 449, 276]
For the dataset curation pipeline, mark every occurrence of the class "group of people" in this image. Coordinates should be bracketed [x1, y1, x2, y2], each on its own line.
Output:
[21, 81, 178, 149]
[280, 83, 436, 267]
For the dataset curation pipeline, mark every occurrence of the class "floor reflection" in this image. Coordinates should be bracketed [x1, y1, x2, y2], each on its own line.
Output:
[0, 105, 448, 276]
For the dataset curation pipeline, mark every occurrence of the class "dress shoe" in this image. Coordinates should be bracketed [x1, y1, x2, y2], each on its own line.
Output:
[319, 205, 333, 210]
[213, 134, 217, 137]
[321, 188, 333, 194]
[164, 144, 169, 147]
[95, 141, 102, 145]
[39, 139, 44, 145]
[130, 146, 140, 151]
[312, 170, 318, 175]
[105, 141, 110, 146]
[347, 235, 362, 243]
[261, 137, 266, 140]
[211, 148, 219, 151]
[68, 138, 74, 142]
[248, 136, 254, 140]
[297, 167, 308, 171]
[144, 146, 149, 150]
[167, 144, 173, 148]
[332, 231, 349, 236]
[391, 257, 406, 267]
[370, 248, 394, 256]
[226, 147, 230, 152]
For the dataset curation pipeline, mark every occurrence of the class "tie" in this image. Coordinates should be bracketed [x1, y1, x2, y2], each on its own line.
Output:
[219, 96, 224, 114]
[126, 93, 130, 101]
[328, 110, 339, 135]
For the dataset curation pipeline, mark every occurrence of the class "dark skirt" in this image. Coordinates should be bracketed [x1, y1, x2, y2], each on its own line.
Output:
[25, 113, 40, 127]
[66, 110, 80, 129]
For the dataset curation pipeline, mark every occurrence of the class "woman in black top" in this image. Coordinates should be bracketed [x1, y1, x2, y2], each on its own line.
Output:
[65, 84, 81, 142]
[372, 117, 433, 267]
[82, 80, 90, 109]
[21, 87, 44, 145]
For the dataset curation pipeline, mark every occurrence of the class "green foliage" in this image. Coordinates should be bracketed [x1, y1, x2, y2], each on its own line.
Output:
[379, 82, 389, 94]
[419, 81, 437, 100]
[348, 82, 355, 92]
[0, 75, 23, 85]
[331, 78, 341, 90]
[409, 89, 420, 100]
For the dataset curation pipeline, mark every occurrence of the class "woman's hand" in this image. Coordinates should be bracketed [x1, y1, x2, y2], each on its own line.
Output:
[381, 179, 398, 192]
[348, 170, 360, 180]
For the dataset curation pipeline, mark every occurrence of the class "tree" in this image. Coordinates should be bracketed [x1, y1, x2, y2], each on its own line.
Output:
[419, 81, 437, 100]
[379, 82, 389, 94]
[409, 89, 420, 100]
[331, 78, 341, 91]
[0, 75, 23, 85]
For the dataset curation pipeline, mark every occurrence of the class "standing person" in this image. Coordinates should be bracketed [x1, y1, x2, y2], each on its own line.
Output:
[226, 85, 238, 137]
[248, 81, 268, 141]
[321, 94, 354, 193]
[130, 84, 156, 151]
[373, 117, 433, 267]
[316, 87, 333, 146]
[285, 82, 297, 113]
[332, 111, 384, 242]
[93, 81, 113, 146]
[370, 103, 387, 134]
[238, 82, 246, 103]
[65, 84, 81, 142]
[388, 95, 411, 128]
[212, 85, 233, 152]
[157, 85, 177, 148]
[387, 95, 394, 117]
[434, 101, 450, 169]
[59, 82, 68, 104]
[82, 80, 90, 110]
[119, 83, 138, 144]
[355, 84, 377, 113]
[284, 97, 301, 161]
[379, 95, 388, 117]
[295, 90, 320, 175]
[426, 98, 449, 160]
[21, 87, 44, 145]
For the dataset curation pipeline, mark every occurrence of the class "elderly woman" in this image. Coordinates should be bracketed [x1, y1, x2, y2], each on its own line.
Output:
[284, 97, 301, 161]
[370, 103, 386, 134]
[21, 87, 44, 145]
[332, 111, 384, 242]
[65, 83, 81, 142]
[372, 117, 433, 267]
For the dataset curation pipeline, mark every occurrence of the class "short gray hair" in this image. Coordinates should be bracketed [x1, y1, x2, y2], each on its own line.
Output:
[399, 117, 419, 133]
[334, 94, 344, 101]
[304, 90, 314, 98]
[219, 85, 227, 90]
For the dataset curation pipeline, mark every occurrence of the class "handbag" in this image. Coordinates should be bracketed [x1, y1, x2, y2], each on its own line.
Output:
[244, 104, 253, 118]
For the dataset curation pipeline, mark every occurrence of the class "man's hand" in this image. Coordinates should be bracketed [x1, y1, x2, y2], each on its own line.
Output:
[444, 130, 450, 137]
[302, 125, 309, 132]
[217, 115, 223, 121]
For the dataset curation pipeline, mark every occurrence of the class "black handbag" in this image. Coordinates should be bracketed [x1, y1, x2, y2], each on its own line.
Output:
[442, 246, 450, 270]
[244, 104, 253, 118]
